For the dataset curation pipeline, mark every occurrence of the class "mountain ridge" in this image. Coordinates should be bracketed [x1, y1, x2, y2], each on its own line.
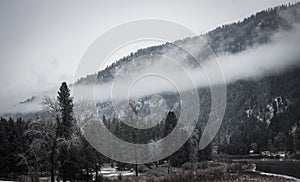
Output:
[78, 2, 300, 154]
[75, 2, 300, 85]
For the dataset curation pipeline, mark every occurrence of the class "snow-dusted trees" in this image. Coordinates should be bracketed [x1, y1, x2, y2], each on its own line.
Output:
[41, 96, 61, 182]
[19, 95, 76, 182]
[18, 83, 87, 182]
[20, 116, 54, 182]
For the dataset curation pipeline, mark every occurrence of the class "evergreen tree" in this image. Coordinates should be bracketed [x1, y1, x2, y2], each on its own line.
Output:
[163, 111, 177, 173]
[56, 82, 79, 182]
[170, 129, 191, 167]
[0, 117, 28, 177]
[163, 111, 177, 138]
[57, 82, 74, 139]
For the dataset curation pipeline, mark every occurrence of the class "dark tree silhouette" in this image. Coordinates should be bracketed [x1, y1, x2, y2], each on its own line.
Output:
[57, 82, 74, 139]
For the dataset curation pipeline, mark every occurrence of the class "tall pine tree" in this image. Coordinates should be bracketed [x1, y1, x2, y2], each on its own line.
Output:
[57, 82, 77, 182]
[163, 111, 177, 173]
[57, 82, 74, 139]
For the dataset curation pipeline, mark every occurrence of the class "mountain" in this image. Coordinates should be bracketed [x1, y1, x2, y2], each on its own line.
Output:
[19, 96, 37, 104]
[76, 3, 300, 85]
[58, 3, 300, 154]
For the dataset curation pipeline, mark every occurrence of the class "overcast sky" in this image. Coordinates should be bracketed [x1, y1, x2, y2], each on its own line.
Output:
[0, 0, 298, 113]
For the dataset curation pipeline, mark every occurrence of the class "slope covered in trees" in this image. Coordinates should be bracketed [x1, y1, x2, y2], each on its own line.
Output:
[75, 3, 300, 155]
[1, 2, 300, 181]
[76, 3, 300, 85]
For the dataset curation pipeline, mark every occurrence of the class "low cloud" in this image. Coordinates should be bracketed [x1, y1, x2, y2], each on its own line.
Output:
[3, 24, 300, 114]
[74, 25, 300, 103]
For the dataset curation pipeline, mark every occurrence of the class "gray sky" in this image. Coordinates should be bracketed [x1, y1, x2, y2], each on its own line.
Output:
[0, 0, 298, 113]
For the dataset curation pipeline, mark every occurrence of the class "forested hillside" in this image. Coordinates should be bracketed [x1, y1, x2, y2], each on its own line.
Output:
[76, 3, 300, 155]
[1, 2, 300, 182]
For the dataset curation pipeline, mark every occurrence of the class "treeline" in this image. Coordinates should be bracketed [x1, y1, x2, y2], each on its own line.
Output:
[0, 82, 105, 182]
[0, 117, 27, 177]
[217, 67, 300, 155]
[103, 110, 212, 170]
[0, 82, 212, 182]
[76, 3, 300, 86]
[219, 95, 300, 155]
[74, 2, 300, 157]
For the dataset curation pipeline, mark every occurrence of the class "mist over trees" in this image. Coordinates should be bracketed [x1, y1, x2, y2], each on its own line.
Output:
[0, 83, 212, 181]
[0, 83, 107, 181]
[75, 3, 300, 156]
[1, 2, 300, 182]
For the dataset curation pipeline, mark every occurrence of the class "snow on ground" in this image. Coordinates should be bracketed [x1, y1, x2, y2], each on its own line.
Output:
[99, 166, 135, 177]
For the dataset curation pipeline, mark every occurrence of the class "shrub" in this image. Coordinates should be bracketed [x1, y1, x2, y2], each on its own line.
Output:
[182, 161, 209, 170]
[117, 173, 122, 180]
[197, 161, 209, 169]
[138, 164, 150, 173]
[182, 162, 194, 170]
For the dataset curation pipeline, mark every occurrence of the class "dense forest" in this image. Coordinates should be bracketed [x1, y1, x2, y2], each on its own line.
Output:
[76, 3, 300, 155]
[0, 82, 212, 181]
[1, 2, 300, 182]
